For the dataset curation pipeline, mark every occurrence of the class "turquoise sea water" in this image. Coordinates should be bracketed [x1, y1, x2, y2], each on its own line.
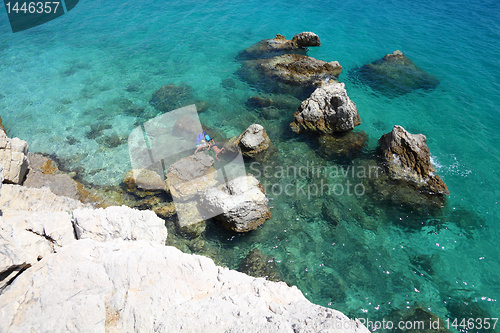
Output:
[1, 0, 499, 329]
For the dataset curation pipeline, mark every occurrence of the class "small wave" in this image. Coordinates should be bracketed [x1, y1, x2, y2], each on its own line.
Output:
[432, 154, 472, 177]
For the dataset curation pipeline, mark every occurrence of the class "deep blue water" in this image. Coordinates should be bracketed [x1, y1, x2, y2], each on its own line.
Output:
[1, 0, 499, 328]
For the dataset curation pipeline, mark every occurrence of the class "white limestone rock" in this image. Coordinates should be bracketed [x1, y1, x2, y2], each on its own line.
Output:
[0, 239, 368, 333]
[0, 131, 29, 185]
[0, 211, 76, 290]
[235, 124, 272, 160]
[0, 164, 3, 194]
[73, 205, 167, 244]
[0, 184, 88, 212]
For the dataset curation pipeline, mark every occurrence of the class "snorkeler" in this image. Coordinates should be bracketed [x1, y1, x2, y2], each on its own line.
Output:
[194, 132, 226, 160]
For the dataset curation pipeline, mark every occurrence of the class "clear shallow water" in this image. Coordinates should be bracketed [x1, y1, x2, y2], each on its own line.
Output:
[1, 0, 499, 327]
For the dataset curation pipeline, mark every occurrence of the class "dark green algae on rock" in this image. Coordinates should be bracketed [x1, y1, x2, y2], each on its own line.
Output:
[351, 50, 439, 96]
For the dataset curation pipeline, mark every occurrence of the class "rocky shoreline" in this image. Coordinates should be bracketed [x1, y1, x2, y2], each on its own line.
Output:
[0, 122, 368, 331]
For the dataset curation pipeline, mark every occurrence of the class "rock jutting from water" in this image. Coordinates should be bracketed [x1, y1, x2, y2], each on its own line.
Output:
[237, 32, 321, 60]
[291, 81, 361, 134]
[351, 50, 439, 96]
[378, 125, 449, 196]
[201, 175, 271, 232]
[232, 124, 273, 160]
[238, 54, 343, 98]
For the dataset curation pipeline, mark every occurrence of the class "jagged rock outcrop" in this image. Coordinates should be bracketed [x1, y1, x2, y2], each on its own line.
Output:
[237, 32, 320, 60]
[0, 184, 86, 291]
[351, 50, 439, 96]
[201, 175, 271, 232]
[0, 130, 28, 185]
[73, 206, 168, 244]
[292, 31, 321, 47]
[379, 125, 449, 196]
[291, 81, 360, 134]
[0, 239, 368, 332]
[238, 54, 342, 98]
[234, 124, 271, 159]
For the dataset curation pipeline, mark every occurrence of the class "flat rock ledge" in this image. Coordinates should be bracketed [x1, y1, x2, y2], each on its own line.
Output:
[0, 239, 368, 332]
[379, 125, 449, 196]
[291, 81, 361, 134]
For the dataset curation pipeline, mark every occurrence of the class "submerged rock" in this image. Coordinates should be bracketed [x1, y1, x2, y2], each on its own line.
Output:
[149, 83, 207, 112]
[246, 94, 302, 120]
[318, 131, 368, 159]
[246, 93, 302, 111]
[237, 32, 320, 60]
[390, 305, 452, 333]
[0, 130, 29, 185]
[351, 50, 439, 96]
[201, 175, 271, 232]
[379, 125, 449, 196]
[291, 81, 360, 134]
[238, 54, 342, 98]
[239, 248, 281, 282]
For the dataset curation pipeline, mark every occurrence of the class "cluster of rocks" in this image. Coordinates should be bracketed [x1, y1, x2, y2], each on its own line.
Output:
[237, 32, 342, 98]
[238, 33, 449, 202]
